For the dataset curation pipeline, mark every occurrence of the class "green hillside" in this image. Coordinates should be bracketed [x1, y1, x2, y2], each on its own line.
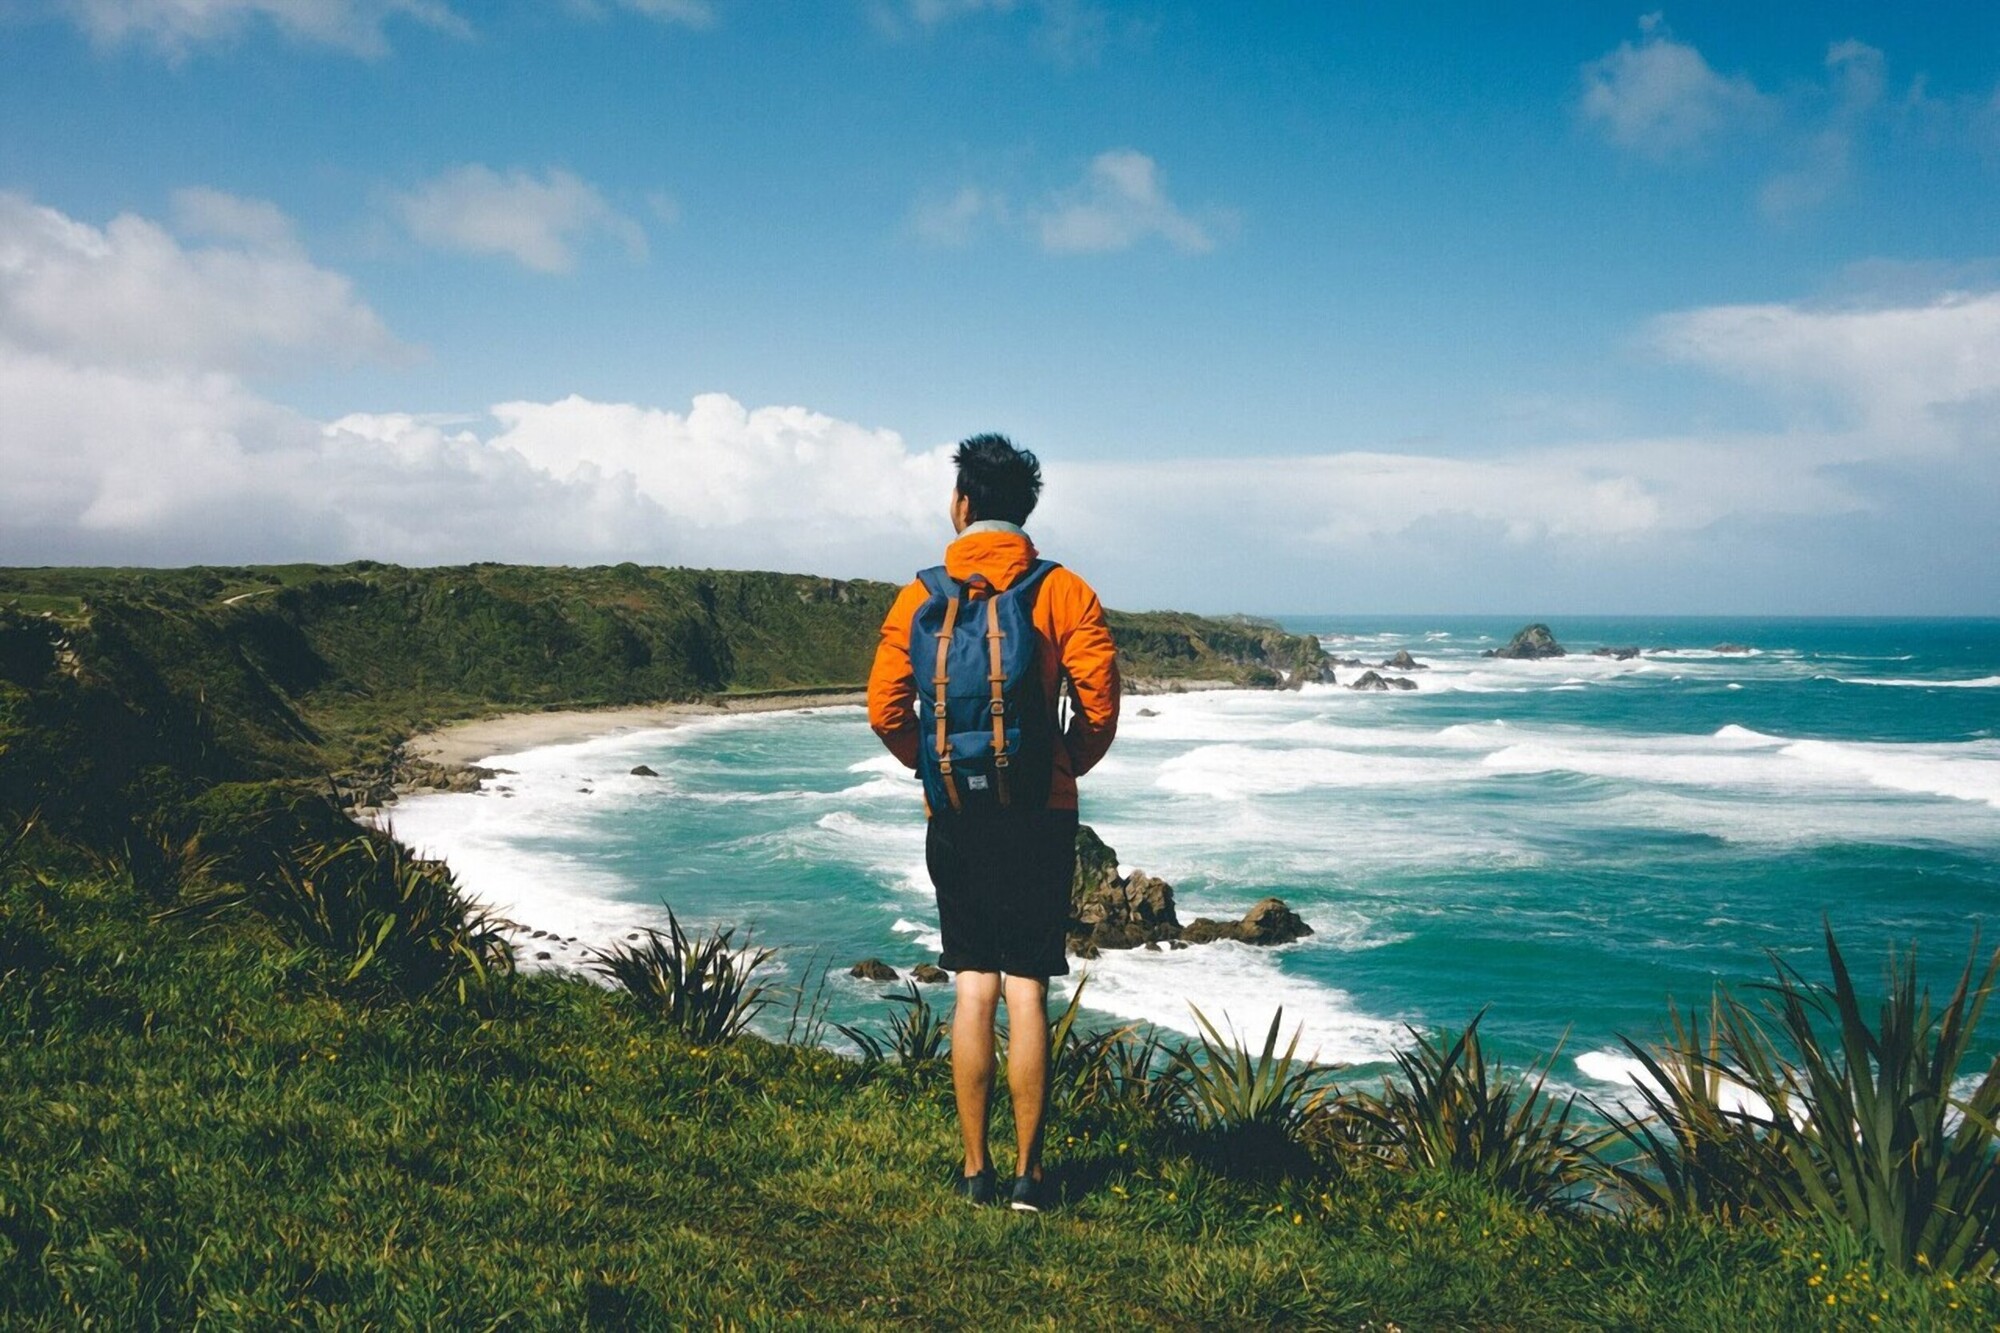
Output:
[0, 561, 1329, 834]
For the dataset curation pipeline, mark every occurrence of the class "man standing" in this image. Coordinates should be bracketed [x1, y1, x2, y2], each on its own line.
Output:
[867, 434, 1121, 1211]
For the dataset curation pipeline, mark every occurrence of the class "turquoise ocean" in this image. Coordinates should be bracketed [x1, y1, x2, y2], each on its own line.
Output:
[387, 617, 2000, 1101]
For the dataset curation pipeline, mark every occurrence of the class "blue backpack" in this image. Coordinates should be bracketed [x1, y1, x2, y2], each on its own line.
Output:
[908, 559, 1060, 815]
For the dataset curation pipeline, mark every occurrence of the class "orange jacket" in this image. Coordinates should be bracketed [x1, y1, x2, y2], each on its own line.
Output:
[868, 528, 1120, 812]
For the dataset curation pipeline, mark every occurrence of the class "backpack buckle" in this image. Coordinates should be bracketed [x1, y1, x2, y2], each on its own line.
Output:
[993, 753, 1009, 769]
[989, 699, 1005, 716]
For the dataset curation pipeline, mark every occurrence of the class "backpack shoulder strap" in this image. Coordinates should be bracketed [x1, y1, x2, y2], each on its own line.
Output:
[916, 565, 957, 599]
[1010, 559, 1061, 598]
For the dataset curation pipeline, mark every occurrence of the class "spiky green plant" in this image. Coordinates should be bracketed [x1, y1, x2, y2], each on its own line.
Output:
[1169, 1006, 1329, 1150]
[589, 907, 775, 1043]
[1739, 929, 2000, 1274]
[1596, 995, 1793, 1220]
[836, 979, 948, 1066]
[92, 812, 220, 906]
[170, 833, 513, 1003]
[1047, 978, 1182, 1117]
[1351, 1011, 1607, 1213]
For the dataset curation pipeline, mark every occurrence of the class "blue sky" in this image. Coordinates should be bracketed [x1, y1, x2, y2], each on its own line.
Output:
[2, 1, 1997, 613]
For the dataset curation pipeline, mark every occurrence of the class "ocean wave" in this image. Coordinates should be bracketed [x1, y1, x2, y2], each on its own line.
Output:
[1060, 942, 1405, 1065]
[1836, 675, 2000, 689]
[1573, 1050, 1777, 1120]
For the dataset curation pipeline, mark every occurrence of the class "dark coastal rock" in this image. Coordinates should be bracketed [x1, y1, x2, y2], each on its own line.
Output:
[1384, 649, 1427, 671]
[1591, 646, 1641, 661]
[1182, 898, 1314, 947]
[393, 759, 496, 794]
[1484, 624, 1567, 659]
[911, 963, 948, 984]
[1067, 825, 1315, 955]
[1068, 826, 1182, 952]
[1348, 670, 1417, 691]
[1136, 708, 1160, 718]
[849, 958, 899, 982]
[535, 951, 551, 961]
[1336, 656, 1367, 668]
[630, 764, 660, 777]
[1713, 643, 1753, 654]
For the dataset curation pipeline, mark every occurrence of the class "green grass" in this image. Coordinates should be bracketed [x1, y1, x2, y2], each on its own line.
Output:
[6, 863, 1996, 1329]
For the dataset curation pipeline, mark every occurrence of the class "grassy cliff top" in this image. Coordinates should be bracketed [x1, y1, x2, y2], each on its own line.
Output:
[0, 561, 1328, 792]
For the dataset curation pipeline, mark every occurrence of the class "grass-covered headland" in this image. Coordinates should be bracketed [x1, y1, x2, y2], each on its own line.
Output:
[4, 563, 2000, 1327]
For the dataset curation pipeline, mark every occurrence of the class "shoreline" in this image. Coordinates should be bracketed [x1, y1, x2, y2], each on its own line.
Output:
[399, 690, 868, 771]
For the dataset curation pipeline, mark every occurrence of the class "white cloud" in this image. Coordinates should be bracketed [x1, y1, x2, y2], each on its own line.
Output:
[1650, 289, 2000, 443]
[911, 186, 1000, 247]
[0, 192, 1989, 610]
[0, 191, 402, 375]
[1036, 150, 1214, 255]
[60, 0, 461, 55]
[396, 165, 648, 274]
[1579, 13, 1765, 157]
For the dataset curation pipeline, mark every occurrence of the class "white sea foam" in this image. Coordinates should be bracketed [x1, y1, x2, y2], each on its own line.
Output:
[1156, 744, 1484, 799]
[1839, 675, 2000, 689]
[1574, 1050, 1777, 1120]
[1779, 738, 2000, 810]
[1059, 941, 1405, 1065]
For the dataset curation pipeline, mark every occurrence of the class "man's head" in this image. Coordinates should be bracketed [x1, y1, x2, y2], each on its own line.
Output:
[951, 433, 1043, 532]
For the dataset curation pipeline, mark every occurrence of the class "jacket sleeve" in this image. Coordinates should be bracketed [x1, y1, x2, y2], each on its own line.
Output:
[1049, 570, 1120, 777]
[867, 580, 931, 771]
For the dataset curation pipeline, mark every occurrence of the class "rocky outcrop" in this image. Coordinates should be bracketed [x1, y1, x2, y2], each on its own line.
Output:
[1485, 624, 1566, 659]
[630, 764, 660, 777]
[1590, 646, 1641, 661]
[911, 963, 948, 984]
[1068, 826, 1181, 951]
[849, 959, 898, 982]
[1714, 643, 1752, 654]
[1384, 649, 1427, 671]
[1068, 826, 1311, 955]
[1348, 670, 1418, 691]
[1182, 898, 1314, 947]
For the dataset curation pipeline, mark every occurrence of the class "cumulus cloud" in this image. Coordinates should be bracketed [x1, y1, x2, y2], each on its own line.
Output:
[1, 192, 1989, 610]
[395, 165, 648, 273]
[1037, 150, 1214, 255]
[1650, 289, 2000, 443]
[59, 0, 461, 55]
[0, 191, 402, 374]
[1579, 13, 1765, 157]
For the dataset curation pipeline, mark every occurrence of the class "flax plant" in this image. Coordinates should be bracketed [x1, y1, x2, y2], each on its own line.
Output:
[836, 979, 948, 1065]
[1597, 995, 1793, 1220]
[169, 834, 513, 1003]
[1743, 929, 2000, 1275]
[1351, 1011, 1607, 1213]
[1169, 1006, 1330, 1165]
[1049, 979, 1181, 1118]
[589, 907, 775, 1043]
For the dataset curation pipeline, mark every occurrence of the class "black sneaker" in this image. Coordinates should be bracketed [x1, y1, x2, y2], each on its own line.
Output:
[1008, 1175, 1044, 1213]
[954, 1167, 997, 1206]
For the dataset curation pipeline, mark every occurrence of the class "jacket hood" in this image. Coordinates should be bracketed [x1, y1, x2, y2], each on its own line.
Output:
[943, 529, 1039, 590]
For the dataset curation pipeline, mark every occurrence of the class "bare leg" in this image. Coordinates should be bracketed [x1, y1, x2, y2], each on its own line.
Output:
[1002, 974, 1051, 1180]
[951, 970, 1001, 1176]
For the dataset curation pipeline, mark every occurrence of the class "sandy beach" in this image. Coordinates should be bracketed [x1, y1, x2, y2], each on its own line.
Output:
[403, 691, 867, 769]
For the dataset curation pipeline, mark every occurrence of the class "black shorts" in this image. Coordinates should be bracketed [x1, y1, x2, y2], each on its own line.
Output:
[926, 807, 1078, 979]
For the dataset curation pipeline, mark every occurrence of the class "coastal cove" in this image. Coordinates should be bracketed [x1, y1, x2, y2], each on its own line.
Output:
[379, 615, 2000, 1103]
